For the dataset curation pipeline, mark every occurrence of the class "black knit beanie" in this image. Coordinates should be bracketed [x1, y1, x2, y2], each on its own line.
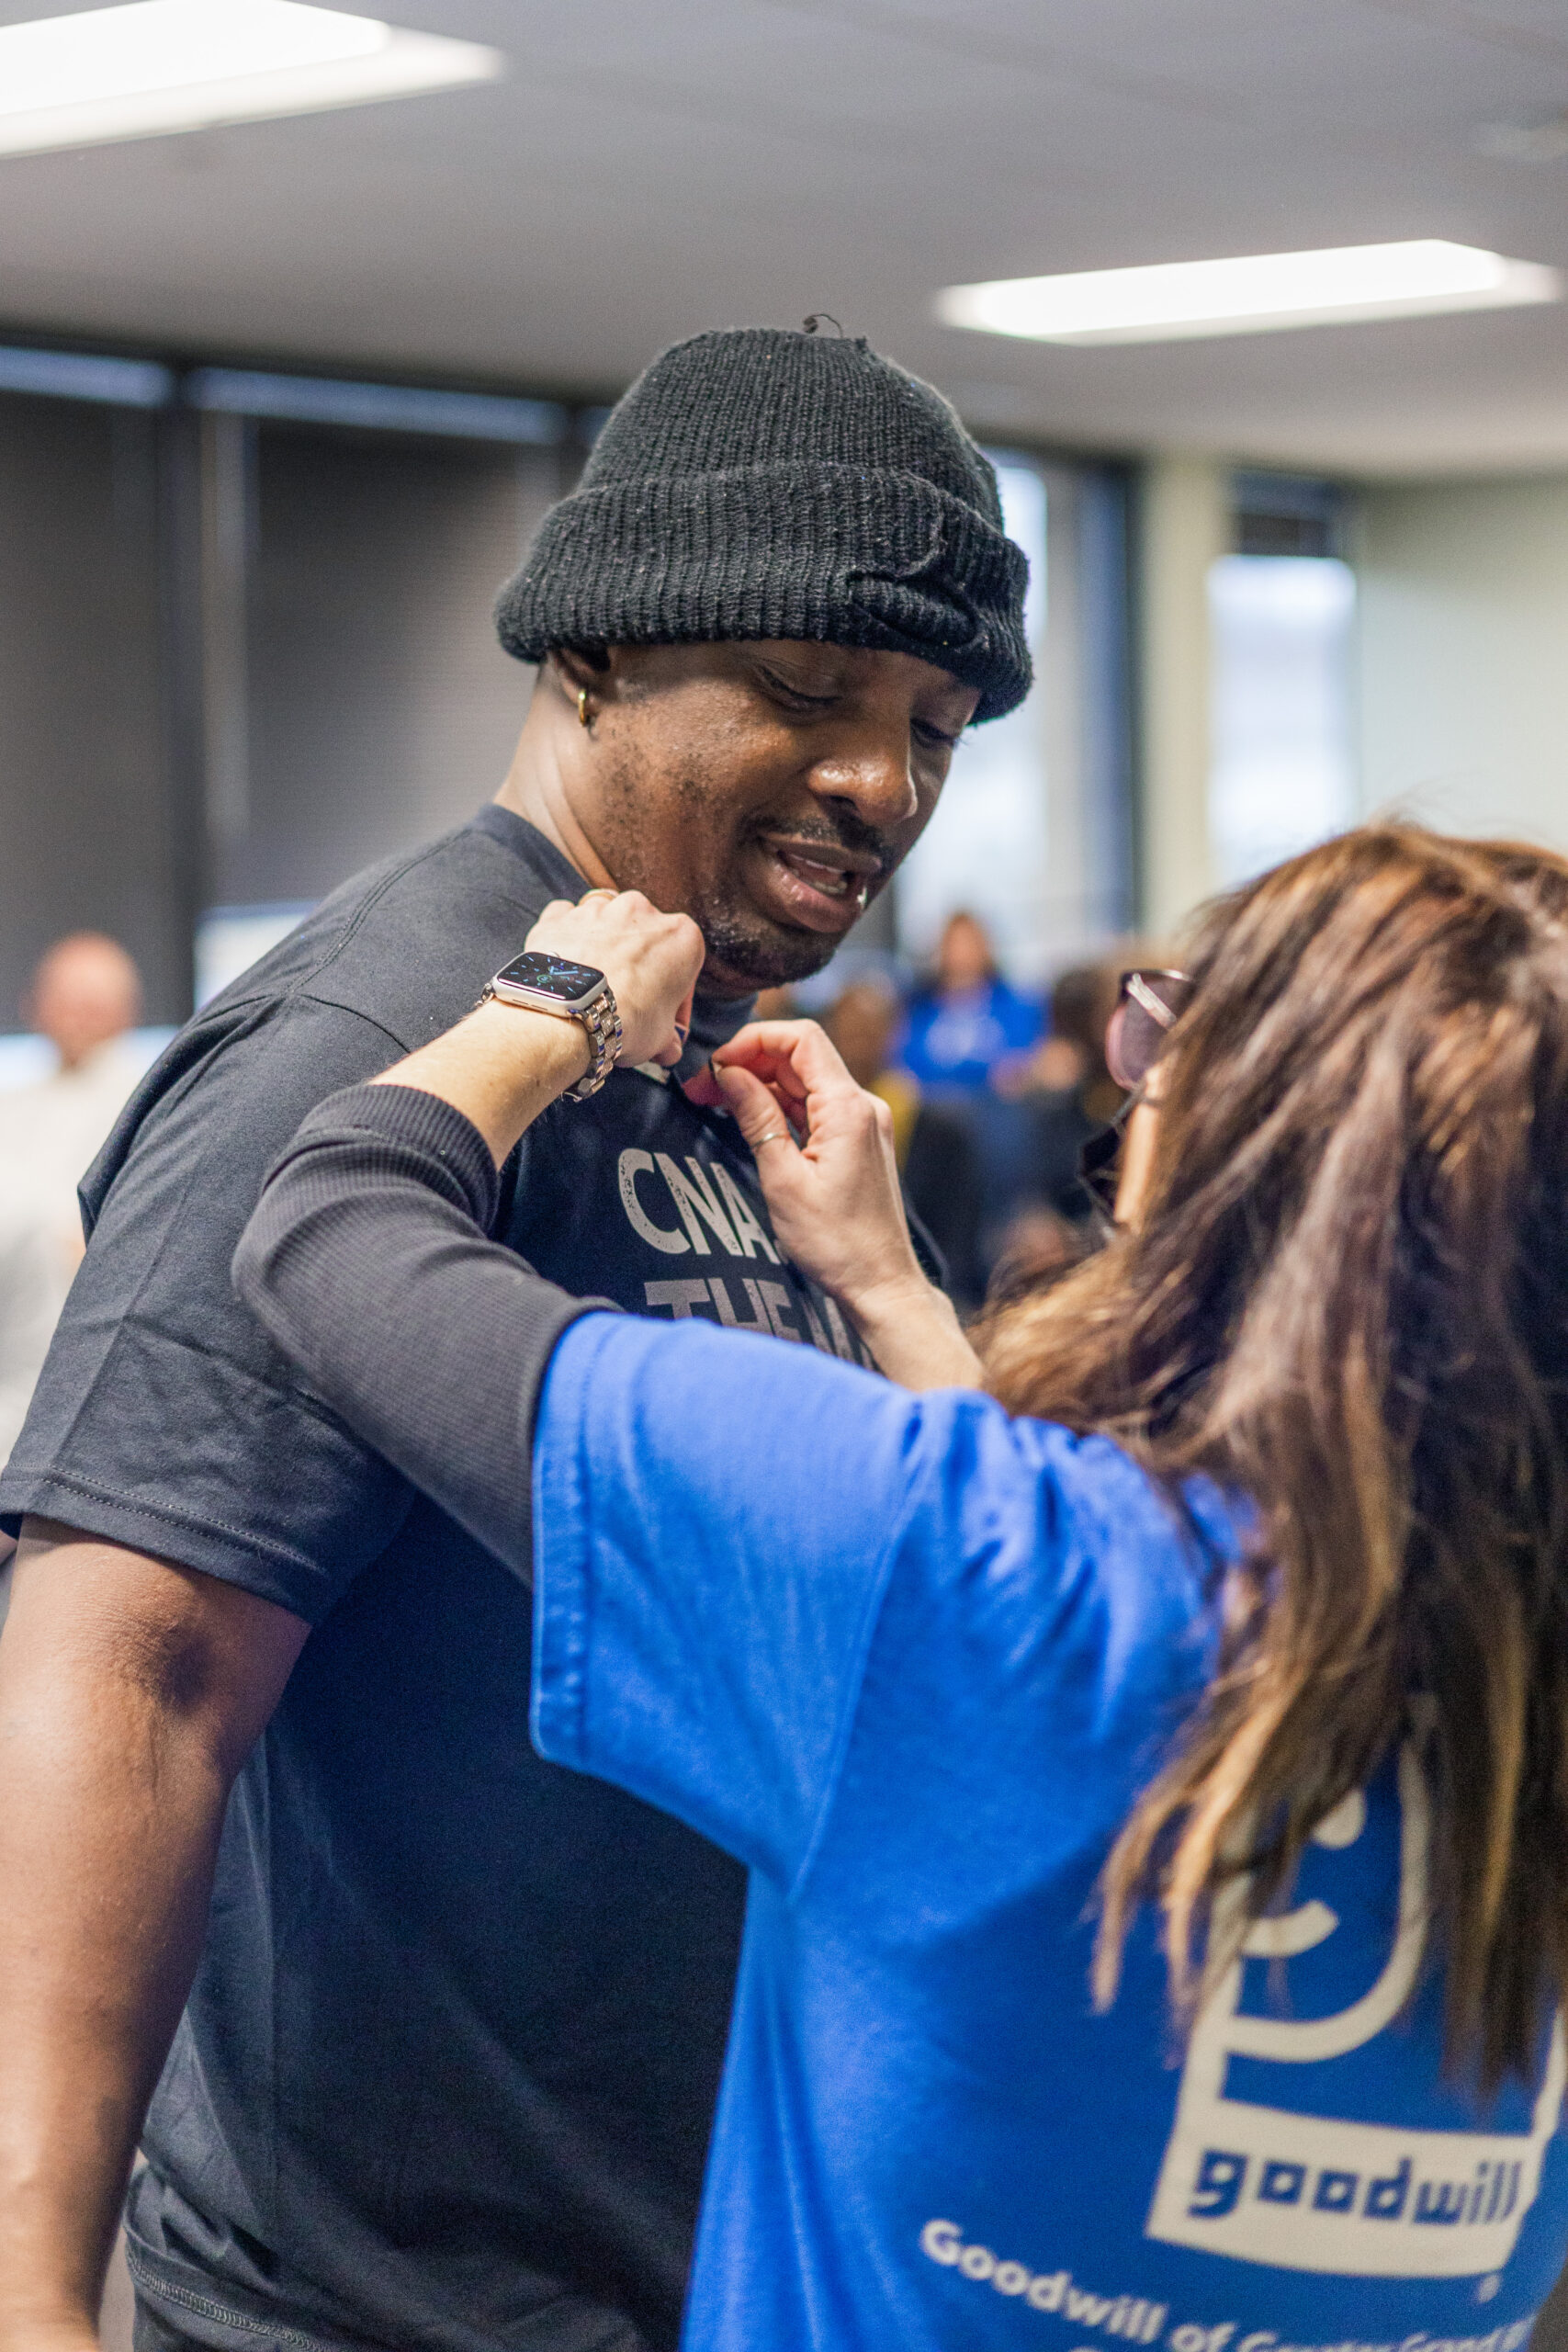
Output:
[494, 326, 1031, 722]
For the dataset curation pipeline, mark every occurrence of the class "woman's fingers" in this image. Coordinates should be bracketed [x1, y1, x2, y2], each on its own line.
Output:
[684, 1062, 807, 1136]
[687, 1021, 821, 1116]
[651, 984, 696, 1070]
[705, 1022, 890, 1164]
[715, 1020, 853, 1097]
[524, 892, 704, 1070]
[711, 1032, 811, 1104]
[716, 1064, 803, 1159]
[711, 1020, 863, 1132]
[713, 1045, 921, 1316]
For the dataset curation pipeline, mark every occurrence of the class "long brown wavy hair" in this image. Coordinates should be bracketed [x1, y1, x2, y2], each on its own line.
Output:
[979, 826, 1568, 2084]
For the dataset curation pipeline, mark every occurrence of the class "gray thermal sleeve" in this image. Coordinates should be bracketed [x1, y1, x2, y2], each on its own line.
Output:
[232, 1084, 611, 1579]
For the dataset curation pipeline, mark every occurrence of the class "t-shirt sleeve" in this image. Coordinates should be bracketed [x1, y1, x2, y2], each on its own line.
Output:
[233, 1084, 604, 1577]
[530, 1312, 961, 1884]
[0, 996, 428, 1619]
[531, 1316, 1216, 1891]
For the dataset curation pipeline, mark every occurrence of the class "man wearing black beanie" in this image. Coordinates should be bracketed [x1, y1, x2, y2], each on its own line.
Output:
[0, 328, 1028, 2352]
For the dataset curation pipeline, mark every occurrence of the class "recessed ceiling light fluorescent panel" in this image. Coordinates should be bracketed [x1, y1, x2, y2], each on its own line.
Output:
[0, 0, 503, 156]
[938, 241, 1562, 345]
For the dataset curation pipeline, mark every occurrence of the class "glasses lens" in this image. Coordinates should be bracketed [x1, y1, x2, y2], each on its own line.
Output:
[1105, 971, 1191, 1091]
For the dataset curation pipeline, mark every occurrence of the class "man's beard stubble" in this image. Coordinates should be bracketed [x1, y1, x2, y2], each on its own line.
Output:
[592, 744, 885, 994]
[691, 888, 847, 993]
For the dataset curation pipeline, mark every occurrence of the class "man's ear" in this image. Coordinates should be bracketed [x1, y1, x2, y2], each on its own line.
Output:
[547, 645, 613, 702]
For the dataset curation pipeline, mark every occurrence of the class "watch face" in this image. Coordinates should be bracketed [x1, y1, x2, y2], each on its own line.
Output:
[492, 949, 605, 1007]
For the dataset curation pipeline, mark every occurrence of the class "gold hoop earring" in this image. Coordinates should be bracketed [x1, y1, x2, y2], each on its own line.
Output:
[577, 686, 592, 730]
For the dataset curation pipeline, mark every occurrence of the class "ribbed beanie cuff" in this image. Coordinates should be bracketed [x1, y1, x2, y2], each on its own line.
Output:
[494, 328, 1031, 722]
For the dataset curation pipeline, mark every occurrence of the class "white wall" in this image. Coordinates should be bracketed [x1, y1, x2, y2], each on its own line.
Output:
[1134, 465, 1568, 947]
[1134, 462, 1360, 935]
[1138, 456, 1227, 940]
[897, 457, 1051, 984]
[1356, 474, 1568, 851]
[897, 457, 1136, 988]
[1209, 554, 1357, 888]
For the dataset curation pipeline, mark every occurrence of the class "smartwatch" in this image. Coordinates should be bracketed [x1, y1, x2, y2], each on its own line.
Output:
[480, 950, 624, 1101]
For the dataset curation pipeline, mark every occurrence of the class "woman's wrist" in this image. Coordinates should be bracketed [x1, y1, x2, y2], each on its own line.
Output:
[370, 999, 591, 1164]
[468, 995, 593, 1079]
[838, 1261, 931, 1336]
[841, 1269, 983, 1392]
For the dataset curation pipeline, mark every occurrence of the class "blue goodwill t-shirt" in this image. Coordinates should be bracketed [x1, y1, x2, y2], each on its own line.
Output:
[531, 1313, 1568, 2352]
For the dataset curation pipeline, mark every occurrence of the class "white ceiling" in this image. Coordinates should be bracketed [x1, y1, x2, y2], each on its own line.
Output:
[4, 0, 1568, 476]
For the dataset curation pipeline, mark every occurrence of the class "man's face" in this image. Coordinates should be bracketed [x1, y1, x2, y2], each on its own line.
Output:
[570, 640, 979, 998]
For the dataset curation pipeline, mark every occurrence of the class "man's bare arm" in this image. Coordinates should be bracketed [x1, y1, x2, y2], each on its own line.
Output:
[0, 1520, 308, 2352]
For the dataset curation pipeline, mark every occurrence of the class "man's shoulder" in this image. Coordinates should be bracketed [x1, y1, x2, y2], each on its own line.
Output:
[83, 810, 578, 1224]
[208, 808, 574, 1049]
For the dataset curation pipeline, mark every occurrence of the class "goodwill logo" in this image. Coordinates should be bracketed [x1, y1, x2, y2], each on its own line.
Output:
[1146, 1745, 1566, 2278]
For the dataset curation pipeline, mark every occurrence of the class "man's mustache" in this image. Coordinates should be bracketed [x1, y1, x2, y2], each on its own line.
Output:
[751, 815, 896, 880]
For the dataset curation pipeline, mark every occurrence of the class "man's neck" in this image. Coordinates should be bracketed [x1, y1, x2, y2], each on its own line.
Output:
[491, 695, 756, 1010]
[492, 712, 616, 893]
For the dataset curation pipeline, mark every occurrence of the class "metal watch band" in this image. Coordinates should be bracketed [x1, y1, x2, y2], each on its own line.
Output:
[560, 983, 623, 1101]
[476, 976, 624, 1101]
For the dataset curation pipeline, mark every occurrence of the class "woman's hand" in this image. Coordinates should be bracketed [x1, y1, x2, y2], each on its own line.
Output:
[692, 1020, 915, 1304]
[525, 892, 702, 1071]
[370, 890, 703, 1164]
[689, 1021, 982, 1390]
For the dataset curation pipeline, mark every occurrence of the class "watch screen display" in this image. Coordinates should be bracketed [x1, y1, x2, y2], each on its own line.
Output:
[492, 950, 604, 1005]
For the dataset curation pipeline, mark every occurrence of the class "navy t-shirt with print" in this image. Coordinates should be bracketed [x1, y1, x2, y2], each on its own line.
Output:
[0, 805, 864, 2352]
[532, 1311, 1568, 2352]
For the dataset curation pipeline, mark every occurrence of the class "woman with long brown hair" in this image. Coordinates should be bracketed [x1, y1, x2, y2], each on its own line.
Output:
[991, 826, 1568, 2085]
[235, 827, 1568, 2351]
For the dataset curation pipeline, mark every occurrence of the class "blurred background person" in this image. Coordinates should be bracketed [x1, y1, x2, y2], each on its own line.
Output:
[899, 910, 1042, 1098]
[899, 910, 1043, 1253]
[982, 1198, 1093, 1306]
[0, 933, 144, 1474]
[750, 985, 801, 1023]
[3, 931, 144, 1239]
[979, 960, 1126, 1306]
[1016, 960, 1128, 1216]
[988, 956, 1201, 1303]
[823, 974, 986, 1313]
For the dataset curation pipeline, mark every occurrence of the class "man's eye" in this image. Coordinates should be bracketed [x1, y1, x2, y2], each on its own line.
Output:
[915, 721, 962, 751]
[758, 666, 837, 709]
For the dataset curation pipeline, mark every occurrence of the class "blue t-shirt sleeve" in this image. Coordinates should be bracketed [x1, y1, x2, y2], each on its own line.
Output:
[532, 1313, 1222, 1894]
[531, 1313, 948, 1884]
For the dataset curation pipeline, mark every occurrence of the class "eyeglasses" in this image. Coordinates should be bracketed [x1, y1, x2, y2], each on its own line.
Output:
[1078, 969, 1194, 1217]
[1104, 968, 1194, 1092]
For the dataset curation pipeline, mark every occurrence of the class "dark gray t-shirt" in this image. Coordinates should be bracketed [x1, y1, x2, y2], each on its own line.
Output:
[0, 806, 870, 2352]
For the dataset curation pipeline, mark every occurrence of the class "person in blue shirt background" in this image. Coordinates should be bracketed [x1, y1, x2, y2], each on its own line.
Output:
[899, 908, 1043, 1096]
[900, 909, 1044, 1254]
[233, 826, 1568, 2352]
